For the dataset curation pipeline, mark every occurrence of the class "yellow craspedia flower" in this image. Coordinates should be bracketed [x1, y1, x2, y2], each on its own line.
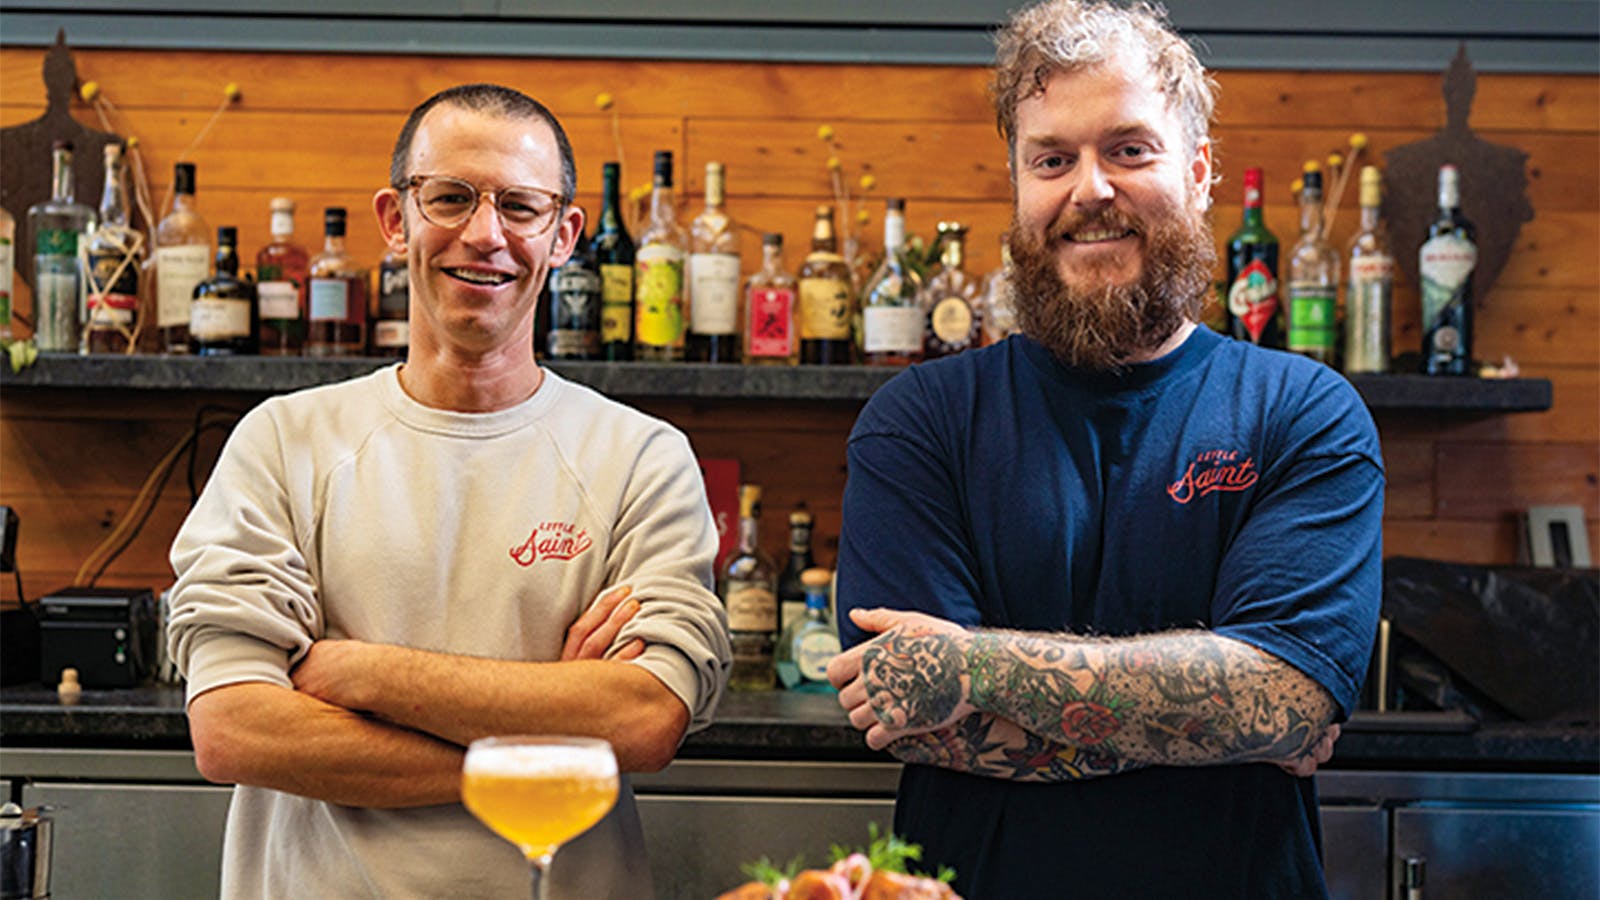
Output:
[1290, 178, 1304, 194]
[1302, 160, 1320, 174]
[628, 183, 651, 203]
[826, 156, 842, 171]
[1327, 153, 1344, 168]
[224, 82, 241, 101]
[1349, 133, 1368, 150]
[80, 81, 100, 101]
[859, 174, 876, 191]
[126, 135, 140, 149]
[594, 92, 614, 111]
[817, 125, 835, 142]
[856, 209, 871, 225]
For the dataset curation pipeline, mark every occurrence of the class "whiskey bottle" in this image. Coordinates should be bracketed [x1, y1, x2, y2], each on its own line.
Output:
[1344, 166, 1394, 374]
[27, 141, 95, 352]
[1419, 164, 1476, 376]
[634, 150, 688, 361]
[775, 568, 841, 693]
[721, 484, 779, 691]
[547, 217, 601, 359]
[1286, 167, 1339, 364]
[687, 161, 741, 363]
[85, 142, 141, 354]
[743, 233, 798, 366]
[594, 162, 635, 362]
[775, 504, 816, 640]
[191, 226, 257, 355]
[860, 198, 924, 365]
[255, 198, 308, 356]
[922, 221, 981, 359]
[798, 205, 854, 365]
[1224, 166, 1283, 348]
[152, 162, 212, 354]
[977, 238, 1019, 346]
[371, 246, 409, 357]
[306, 207, 369, 356]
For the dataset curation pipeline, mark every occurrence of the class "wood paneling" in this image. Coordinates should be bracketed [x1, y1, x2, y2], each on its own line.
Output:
[0, 47, 1595, 606]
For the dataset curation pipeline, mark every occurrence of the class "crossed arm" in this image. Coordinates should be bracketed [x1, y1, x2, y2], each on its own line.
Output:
[827, 608, 1339, 783]
[188, 586, 687, 808]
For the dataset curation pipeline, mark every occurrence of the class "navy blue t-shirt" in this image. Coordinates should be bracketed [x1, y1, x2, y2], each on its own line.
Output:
[837, 327, 1383, 899]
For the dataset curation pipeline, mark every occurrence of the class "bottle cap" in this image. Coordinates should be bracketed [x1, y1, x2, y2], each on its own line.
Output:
[652, 150, 673, 186]
[217, 226, 237, 245]
[1302, 169, 1323, 192]
[762, 232, 783, 248]
[324, 206, 348, 236]
[885, 197, 905, 211]
[789, 507, 813, 526]
[800, 567, 831, 587]
[52, 138, 73, 151]
[270, 197, 295, 214]
[174, 162, 197, 195]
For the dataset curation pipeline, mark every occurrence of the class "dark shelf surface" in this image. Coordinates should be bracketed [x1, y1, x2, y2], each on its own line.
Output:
[0, 353, 1554, 411]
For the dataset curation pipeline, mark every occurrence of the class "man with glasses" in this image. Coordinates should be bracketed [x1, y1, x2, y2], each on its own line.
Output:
[168, 84, 730, 899]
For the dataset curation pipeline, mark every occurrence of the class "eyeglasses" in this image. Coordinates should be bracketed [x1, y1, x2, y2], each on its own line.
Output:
[400, 175, 565, 238]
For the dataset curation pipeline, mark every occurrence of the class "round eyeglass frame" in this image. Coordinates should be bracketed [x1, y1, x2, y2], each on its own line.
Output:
[400, 174, 567, 238]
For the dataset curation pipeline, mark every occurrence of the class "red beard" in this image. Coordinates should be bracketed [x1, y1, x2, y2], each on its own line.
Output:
[1009, 199, 1215, 371]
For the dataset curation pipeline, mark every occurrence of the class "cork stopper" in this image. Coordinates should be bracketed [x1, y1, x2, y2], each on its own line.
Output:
[57, 668, 82, 705]
[800, 567, 832, 588]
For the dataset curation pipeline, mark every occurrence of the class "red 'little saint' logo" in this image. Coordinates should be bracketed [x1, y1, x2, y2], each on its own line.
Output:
[509, 521, 594, 567]
[1166, 449, 1259, 504]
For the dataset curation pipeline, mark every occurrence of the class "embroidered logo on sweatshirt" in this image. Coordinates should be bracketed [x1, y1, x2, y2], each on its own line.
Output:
[510, 521, 594, 566]
[1167, 449, 1258, 504]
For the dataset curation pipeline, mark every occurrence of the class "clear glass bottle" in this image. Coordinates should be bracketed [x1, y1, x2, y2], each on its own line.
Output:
[152, 162, 212, 354]
[743, 233, 798, 366]
[191, 226, 257, 355]
[721, 484, 778, 691]
[306, 207, 369, 356]
[1286, 167, 1339, 364]
[634, 150, 688, 361]
[798, 205, 854, 365]
[776, 567, 841, 693]
[978, 237, 1019, 347]
[1343, 166, 1394, 374]
[371, 245, 410, 358]
[1419, 164, 1476, 376]
[0, 205, 14, 341]
[594, 161, 635, 362]
[1223, 166, 1283, 348]
[775, 504, 816, 640]
[547, 216, 600, 360]
[922, 221, 981, 359]
[27, 140, 96, 352]
[860, 198, 924, 366]
[85, 142, 141, 354]
[687, 161, 741, 363]
[255, 197, 309, 356]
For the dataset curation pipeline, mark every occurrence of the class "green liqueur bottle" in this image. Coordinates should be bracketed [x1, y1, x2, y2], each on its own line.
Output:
[594, 162, 635, 362]
[1224, 166, 1283, 348]
[1419, 164, 1476, 375]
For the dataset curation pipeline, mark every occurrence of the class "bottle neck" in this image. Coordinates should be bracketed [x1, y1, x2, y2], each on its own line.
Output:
[323, 232, 347, 254]
[51, 150, 74, 203]
[804, 590, 828, 613]
[811, 217, 836, 254]
[649, 182, 676, 224]
[1240, 179, 1264, 226]
[100, 161, 128, 226]
[704, 171, 725, 211]
[941, 236, 966, 271]
[738, 515, 760, 551]
[600, 169, 623, 230]
[269, 211, 295, 242]
[1359, 203, 1381, 232]
[761, 243, 783, 273]
[788, 523, 812, 554]
[172, 192, 197, 215]
[883, 212, 905, 255]
[1299, 191, 1323, 238]
[216, 242, 239, 275]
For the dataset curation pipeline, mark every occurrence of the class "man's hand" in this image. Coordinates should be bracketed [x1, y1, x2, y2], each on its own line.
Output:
[1276, 723, 1340, 777]
[826, 607, 976, 751]
[561, 584, 645, 662]
[290, 638, 373, 712]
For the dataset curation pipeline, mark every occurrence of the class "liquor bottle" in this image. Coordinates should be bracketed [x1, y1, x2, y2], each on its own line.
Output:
[1419, 164, 1476, 376]
[27, 141, 95, 353]
[923, 221, 982, 359]
[191, 226, 258, 355]
[720, 484, 778, 691]
[860, 198, 923, 365]
[255, 197, 309, 356]
[775, 504, 816, 640]
[634, 150, 688, 361]
[744, 233, 798, 366]
[594, 162, 635, 362]
[797, 205, 855, 365]
[1224, 166, 1283, 348]
[371, 246, 409, 357]
[687, 161, 741, 363]
[84, 142, 141, 354]
[152, 162, 212, 354]
[547, 217, 601, 359]
[978, 238, 1019, 346]
[775, 568, 842, 693]
[1344, 166, 1394, 374]
[0, 206, 13, 340]
[306, 207, 369, 356]
[1285, 167, 1339, 364]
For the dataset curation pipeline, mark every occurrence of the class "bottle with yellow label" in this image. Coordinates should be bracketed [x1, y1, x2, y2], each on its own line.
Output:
[633, 151, 687, 361]
[798, 205, 854, 365]
[594, 162, 635, 362]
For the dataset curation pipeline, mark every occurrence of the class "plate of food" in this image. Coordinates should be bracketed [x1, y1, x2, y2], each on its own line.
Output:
[715, 825, 961, 900]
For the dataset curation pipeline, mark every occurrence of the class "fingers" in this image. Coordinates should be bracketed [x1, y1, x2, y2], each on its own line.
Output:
[562, 585, 637, 662]
[847, 607, 905, 634]
[614, 638, 646, 661]
[826, 642, 867, 689]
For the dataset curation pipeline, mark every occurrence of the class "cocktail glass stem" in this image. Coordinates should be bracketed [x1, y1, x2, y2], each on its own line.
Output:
[529, 854, 553, 900]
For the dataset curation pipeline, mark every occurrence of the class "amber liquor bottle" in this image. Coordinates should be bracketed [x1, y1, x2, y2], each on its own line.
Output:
[720, 484, 779, 691]
[255, 197, 308, 356]
[306, 207, 368, 356]
[922, 221, 981, 359]
[191, 227, 258, 355]
[371, 246, 409, 357]
[797, 206, 854, 365]
[151, 162, 212, 354]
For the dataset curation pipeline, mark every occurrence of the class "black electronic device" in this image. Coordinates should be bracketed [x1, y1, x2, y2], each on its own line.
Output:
[37, 587, 157, 688]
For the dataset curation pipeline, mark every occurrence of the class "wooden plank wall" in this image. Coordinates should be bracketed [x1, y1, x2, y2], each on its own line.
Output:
[0, 48, 1595, 603]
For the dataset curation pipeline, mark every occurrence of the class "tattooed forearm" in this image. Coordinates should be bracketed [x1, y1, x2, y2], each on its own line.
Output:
[964, 631, 1336, 768]
[888, 712, 1147, 782]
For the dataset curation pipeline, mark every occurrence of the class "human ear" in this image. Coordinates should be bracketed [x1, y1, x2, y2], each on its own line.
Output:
[373, 187, 408, 254]
[547, 204, 586, 267]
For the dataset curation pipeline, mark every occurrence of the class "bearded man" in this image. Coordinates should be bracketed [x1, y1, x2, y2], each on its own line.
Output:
[826, 2, 1383, 898]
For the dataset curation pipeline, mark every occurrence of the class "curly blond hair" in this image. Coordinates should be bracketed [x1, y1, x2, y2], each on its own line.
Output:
[992, 0, 1218, 159]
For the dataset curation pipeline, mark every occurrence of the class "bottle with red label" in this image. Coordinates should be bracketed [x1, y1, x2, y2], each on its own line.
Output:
[1224, 167, 1283, 349]
[743, 232, 798, 365]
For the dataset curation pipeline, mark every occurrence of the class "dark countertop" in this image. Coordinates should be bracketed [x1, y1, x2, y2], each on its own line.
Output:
[3, 683, 1596, 772]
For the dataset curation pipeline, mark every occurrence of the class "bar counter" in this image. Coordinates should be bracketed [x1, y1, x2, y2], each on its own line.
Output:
[3, 683, 1595, 771]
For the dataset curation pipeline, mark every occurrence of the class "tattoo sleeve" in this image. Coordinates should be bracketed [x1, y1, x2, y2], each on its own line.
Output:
[887, 712, 1147, 782]
[963, 630, 1337, 767]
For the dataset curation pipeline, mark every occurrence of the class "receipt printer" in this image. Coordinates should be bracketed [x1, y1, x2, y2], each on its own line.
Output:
[37, 587, 157, 688]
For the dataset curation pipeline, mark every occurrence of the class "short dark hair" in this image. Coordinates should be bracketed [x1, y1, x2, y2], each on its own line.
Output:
[389, 83, 577, 205]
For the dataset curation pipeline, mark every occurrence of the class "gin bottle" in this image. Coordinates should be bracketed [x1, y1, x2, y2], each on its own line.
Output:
[860, 198, 923, 365]
[1343, 166, 1393, 374]
[27, 140, 96, 352]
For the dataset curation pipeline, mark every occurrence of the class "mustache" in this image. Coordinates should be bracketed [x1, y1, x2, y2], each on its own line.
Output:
[1051, 206, 1142, 241]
